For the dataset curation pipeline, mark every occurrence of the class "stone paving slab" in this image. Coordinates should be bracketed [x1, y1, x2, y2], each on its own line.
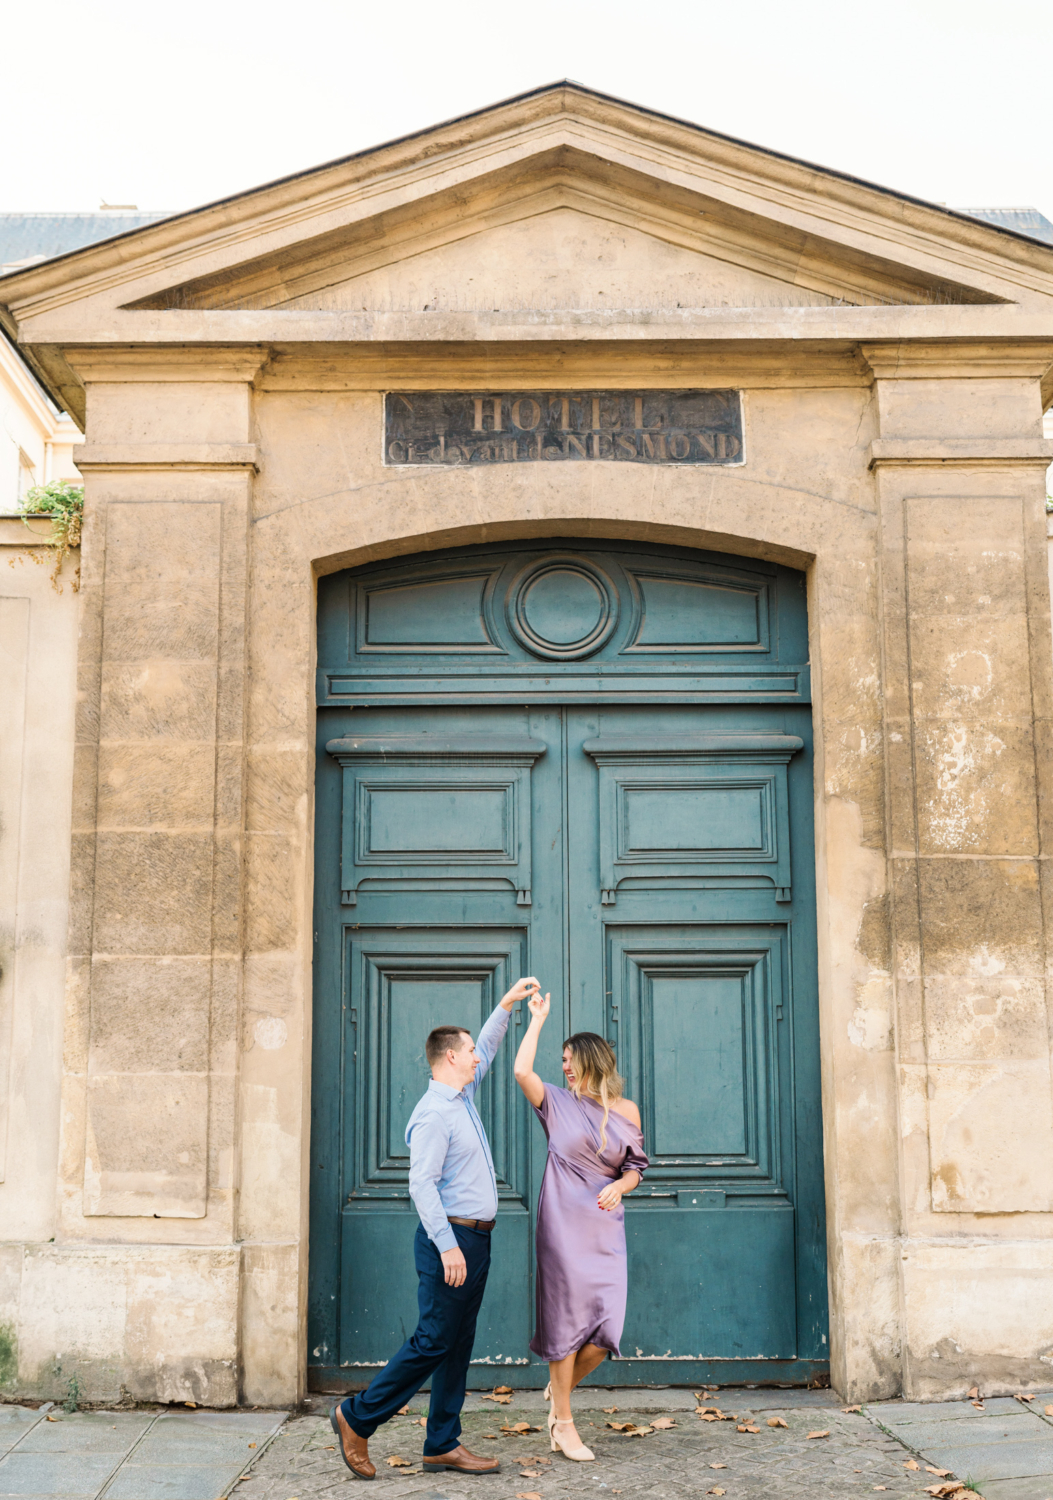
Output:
[870, 1393, 1053, 1496]
[0, 1415, 46, 1464]
[19, 1417, 154, 1455]
[0, 1453, 120, 1496]
[0, 1409, 287, 1500]
[981, 1478, 1053, 1500]
[103, 1464, 250, 1500]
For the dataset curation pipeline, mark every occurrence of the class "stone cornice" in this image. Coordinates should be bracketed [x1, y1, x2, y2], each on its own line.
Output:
[867, 437, 1053, 469]
[64, 347, 269, 383]
[75, 443, 260, 471]
[861, 340, 1053, 381]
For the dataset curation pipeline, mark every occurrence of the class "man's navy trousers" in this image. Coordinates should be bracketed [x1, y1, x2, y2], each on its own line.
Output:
[341, 1222, 491, 1456]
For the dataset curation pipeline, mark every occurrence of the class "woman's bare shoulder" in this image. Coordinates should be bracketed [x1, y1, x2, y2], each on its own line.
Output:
[611, 1097, 641, 1127]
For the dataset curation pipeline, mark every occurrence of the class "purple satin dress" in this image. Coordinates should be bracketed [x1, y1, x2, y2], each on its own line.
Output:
[529, 1085, 649, 1362]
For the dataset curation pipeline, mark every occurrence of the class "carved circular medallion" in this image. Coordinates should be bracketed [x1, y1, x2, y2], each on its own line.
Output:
[507, 557, 618, 659]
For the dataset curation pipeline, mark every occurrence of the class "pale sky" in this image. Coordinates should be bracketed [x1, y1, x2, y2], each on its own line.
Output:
[3, 0, 1051, 223]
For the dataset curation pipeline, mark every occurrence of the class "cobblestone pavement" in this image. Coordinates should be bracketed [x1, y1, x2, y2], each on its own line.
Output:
[239, 1391, 942, 1500]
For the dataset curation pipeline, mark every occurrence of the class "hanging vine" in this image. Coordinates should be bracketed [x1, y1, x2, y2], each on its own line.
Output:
[15, 479, 84, 591]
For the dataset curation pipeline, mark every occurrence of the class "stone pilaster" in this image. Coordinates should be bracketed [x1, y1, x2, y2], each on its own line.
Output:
[864, 341, 1053, 1398]
[50, 348, 264, 1403]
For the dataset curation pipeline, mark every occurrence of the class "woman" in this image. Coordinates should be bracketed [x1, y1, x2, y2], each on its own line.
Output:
[513, 990, 648, 1462]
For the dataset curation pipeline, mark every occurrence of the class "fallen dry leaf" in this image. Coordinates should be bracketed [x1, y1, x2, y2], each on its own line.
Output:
[806, 1429, 830, 1440]
[924, 1485, 966, 1499]
[416, 1417, 427, 1427]
[502, 1421, 541, 1434]
[767, 1416, 788, 1428]
[385, 1457, 412, 1468]
[874, 1488, 888, 1493]
[970, 1401, 984, 1410]
[494, 1385, 512, 1394]
[185, 1401, 197, 1408]
[1015, 1393, 1035, 1403]
[248, 1444, 256, 1450]
[602, 1406, 618, 1414]
[1046, 1405, 1053, 1417]
[926, 1467, 953, 1477]
[709, 1462, 727, 1469]
[843, 1404, 863, 1413]
[480, 1433, 498, 1440]
[967, 1385, 980, 1401]
[708, 1489, 726, 1496]
[324, 1446, 334, 1451]
[519, 1471, 541, 1479]
[904, 1459, 920, 1469]
[515, 1492, 542, 1499]
[607, 1421, 633, 1431]
[396, 1406, 409, 1415]
[736, 1423, 760, 1433]
[650, 1417, 677, 1430]
[46, 1416, 59, 1422]
[481, 1392, 513, 1405]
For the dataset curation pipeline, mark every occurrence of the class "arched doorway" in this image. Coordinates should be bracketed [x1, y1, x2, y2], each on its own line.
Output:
[309, 537, 827, 1388]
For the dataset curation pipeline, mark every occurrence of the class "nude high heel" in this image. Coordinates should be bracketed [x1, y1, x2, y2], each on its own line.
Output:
[550, 1417, 594, 1462]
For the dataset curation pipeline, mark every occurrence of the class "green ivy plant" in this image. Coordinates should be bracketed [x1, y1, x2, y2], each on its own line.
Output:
[18, 479, 83, 590]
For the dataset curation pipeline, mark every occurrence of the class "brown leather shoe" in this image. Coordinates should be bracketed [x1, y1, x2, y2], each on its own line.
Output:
[329, 1403, 376, 1480]
[423, 1444, 500, 1475]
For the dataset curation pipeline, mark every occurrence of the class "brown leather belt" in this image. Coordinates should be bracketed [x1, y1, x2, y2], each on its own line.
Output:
[448, 1215, 496, 1232]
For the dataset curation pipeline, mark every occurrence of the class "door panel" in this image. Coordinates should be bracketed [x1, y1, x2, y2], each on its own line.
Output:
[310, 541, 826, 1389]
[341, 926, 533, 1363]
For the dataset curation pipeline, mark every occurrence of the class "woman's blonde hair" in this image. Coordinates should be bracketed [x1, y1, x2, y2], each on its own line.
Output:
[563, 1032, 624, 1151]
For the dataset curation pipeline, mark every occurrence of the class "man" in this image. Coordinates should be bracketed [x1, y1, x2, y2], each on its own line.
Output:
[331, 975, 539, 1480]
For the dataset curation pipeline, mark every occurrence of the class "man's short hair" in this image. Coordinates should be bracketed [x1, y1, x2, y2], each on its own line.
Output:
[425, 1026, 471, 1067]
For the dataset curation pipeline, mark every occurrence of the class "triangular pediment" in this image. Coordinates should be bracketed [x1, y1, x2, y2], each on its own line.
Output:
[3, 81, 1053, 424]
[121, 147, 999, 315]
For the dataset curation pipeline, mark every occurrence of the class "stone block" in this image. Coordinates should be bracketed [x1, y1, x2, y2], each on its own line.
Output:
[907, 614, 1033, 722]
[88, 957, 210, 1074]
[84, 1073, 209, 1217]
[877, 378, 1041, 439]
[901, 1239, 1053, 1399]
[96, 743, 217, 830]
[17, 1245, 238, 1404]
[239, 1242, 301, 1407]
[829, 1232, 901, 1401]
[906, 497, 1027, 616]
[99, 660, 218, 742]
[245, 748, 309, 835]
[923, 974, 1049, 1062]
[916, 858, 1043, 979]
[927, 1060, 1053, 1212]
[244, 835, 300, 953]
[103, 501, 222, 583]
[92, 833, 213, 955]
[98, 582, 220, 662]
[88, 385, 250, 448]
[913, 720, 1038, 856]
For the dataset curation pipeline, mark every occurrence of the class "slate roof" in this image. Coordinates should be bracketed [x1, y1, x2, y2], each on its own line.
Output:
[0, 211, 173, 273]
[952, 206, 1053, 245]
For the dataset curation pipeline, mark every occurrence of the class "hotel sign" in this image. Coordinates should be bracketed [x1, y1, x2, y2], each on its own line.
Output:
[384, 390, 744, 466]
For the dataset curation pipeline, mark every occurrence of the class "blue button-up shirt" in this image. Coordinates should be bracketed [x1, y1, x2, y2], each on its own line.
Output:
[406, 1005, 510, 1253]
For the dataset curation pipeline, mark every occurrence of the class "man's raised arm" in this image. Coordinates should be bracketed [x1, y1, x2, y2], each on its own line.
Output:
[467, 976, 539, 1095]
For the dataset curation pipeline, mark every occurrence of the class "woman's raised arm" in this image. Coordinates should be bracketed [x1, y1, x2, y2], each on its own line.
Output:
[513, 990, 550, 1107]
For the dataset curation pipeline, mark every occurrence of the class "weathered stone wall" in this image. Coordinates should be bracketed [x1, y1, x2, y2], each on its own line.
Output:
[0, 519, 79, 1398]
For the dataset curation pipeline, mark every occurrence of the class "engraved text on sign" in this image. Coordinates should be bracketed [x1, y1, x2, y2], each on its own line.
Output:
[384, 390, 744, 466]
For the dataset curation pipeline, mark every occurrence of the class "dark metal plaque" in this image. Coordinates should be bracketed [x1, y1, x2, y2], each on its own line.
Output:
[384, 390, 743, 466]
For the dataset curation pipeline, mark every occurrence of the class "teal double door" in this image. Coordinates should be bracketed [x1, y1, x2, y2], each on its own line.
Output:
[310, 540, 827, 1387]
